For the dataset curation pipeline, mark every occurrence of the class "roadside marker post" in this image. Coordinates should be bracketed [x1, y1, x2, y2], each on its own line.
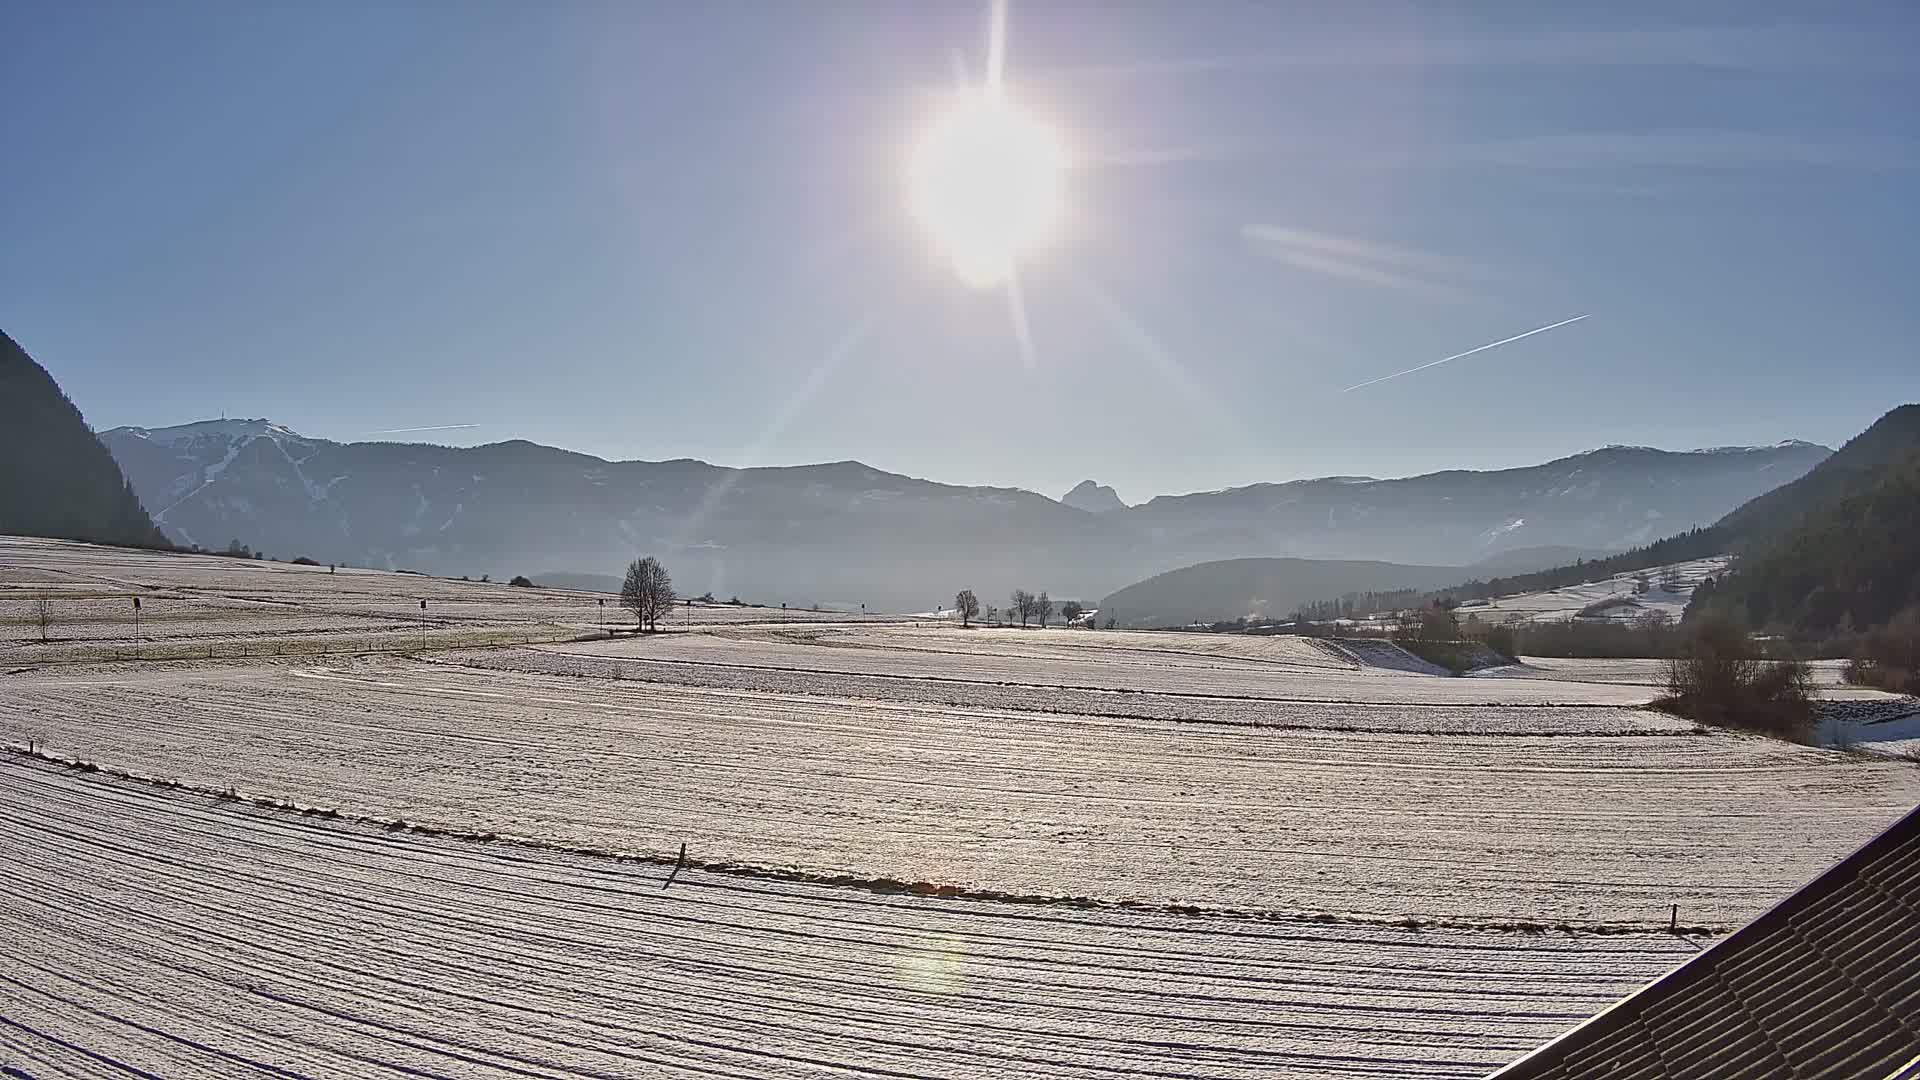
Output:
[419, 598, 427, 649]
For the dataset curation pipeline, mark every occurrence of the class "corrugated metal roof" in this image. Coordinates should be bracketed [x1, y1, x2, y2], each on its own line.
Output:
[1488, 803, 1920, 1080]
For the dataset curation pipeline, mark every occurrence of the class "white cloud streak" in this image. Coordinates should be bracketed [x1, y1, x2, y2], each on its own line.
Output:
[1243, 224, 1485, 302]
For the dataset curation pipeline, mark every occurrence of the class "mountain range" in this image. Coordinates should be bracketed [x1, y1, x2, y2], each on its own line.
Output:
[97, 417, 1830, 612]
[1105, 404, 1920, 632]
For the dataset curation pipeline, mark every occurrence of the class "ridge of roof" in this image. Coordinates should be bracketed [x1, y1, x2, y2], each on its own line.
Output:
[1487, 802, 1920, 1079]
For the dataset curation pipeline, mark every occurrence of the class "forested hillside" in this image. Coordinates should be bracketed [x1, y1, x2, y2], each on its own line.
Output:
[0, 330, 168, 548]
[1433, 528, 1726, 605]
[1715, 404, 1920, 546]
[1429, 404, 1920, 640]
[1696, 447, 1920, 636]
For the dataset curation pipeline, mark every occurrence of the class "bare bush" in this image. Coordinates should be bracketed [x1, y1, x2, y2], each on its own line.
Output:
[1658, 615, 1814, 739]
[1843, 606, 1920, 694]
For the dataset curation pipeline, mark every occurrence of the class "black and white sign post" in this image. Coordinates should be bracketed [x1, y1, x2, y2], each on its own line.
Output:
[419, 598, 427, 650]
[598, 597, 606, 635]
[132, 595, 142, 659]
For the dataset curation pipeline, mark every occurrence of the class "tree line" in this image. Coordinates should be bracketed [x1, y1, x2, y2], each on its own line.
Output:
[951, 588, 1085, 629]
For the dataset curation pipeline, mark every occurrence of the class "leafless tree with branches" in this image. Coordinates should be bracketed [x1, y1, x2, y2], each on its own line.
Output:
[1010, 589, 1034, 628]
[620, 556, 675, 632]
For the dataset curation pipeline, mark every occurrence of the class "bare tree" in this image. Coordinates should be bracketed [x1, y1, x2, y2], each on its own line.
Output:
[35, 593, 51, 643]
[1034, 591, 1052, 628]
[954, 589, 980, 628]
[1010, 589, 1034, 628]
[620, 556, 675, 632]
[1061, 600, 1084, 626]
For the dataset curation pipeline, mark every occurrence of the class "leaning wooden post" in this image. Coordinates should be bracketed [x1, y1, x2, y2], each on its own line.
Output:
[663, 842, 688, 889]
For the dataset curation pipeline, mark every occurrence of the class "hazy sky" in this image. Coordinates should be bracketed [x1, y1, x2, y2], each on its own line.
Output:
[5, 2, 1915, 503]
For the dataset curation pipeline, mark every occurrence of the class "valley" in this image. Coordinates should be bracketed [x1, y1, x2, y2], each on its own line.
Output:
[5, 538, 1917, 1077]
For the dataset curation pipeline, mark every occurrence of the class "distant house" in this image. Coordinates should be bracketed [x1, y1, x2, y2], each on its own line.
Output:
[1488, 802, 1920, 1079]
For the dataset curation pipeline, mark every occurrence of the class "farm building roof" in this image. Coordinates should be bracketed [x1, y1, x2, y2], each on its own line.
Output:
[1488, 802, 1920, 1080]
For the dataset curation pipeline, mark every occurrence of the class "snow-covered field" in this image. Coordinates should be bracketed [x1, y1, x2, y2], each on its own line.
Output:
[0, 536, 899, 659]
[1, 760, 1696, 1079]
[9, 650, 1917, 927]
[1456, 556, 1731, 626]
[5, 537, 1919, 1078]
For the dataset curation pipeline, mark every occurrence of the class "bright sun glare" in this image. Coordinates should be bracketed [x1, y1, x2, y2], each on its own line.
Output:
[907, 89, 1067, 288]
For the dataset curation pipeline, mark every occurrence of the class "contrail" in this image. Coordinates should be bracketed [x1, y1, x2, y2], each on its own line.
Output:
[985, 0, 1008, 90]
[1342, 314, 1589, 393]
[365, 423, 480, 435]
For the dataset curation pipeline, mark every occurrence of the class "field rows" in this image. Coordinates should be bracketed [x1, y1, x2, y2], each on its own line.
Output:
[8, 655, 1915, 926]
[0, 761, 1696, 1079]
[560, 632, 1660, 707]
[798, 627, 1368, 671]
[444, 648, 1695, 736]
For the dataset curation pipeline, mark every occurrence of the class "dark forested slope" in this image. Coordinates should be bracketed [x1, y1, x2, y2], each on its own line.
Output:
[0, 330, 168, 548]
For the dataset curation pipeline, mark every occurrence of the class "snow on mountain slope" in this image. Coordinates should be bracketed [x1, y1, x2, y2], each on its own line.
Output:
[118, 418, 308, 445]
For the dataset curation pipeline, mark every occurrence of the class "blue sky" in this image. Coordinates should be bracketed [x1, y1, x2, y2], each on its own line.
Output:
[4, 2, 1915, 503]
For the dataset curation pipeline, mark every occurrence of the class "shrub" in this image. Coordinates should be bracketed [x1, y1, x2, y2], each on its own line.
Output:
[1399, 639, 1480, 674]
[291, 556, 320, 566]
[1842, 605, 1920, 694]
[1458, 614, 1518, 661]
[1657, 615, 1814, 739]
[1507, 619, 1685, 659]
[508, 575, 535, 588]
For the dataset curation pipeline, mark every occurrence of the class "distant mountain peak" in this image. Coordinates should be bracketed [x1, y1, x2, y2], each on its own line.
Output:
[1062, 480, 1126, 513]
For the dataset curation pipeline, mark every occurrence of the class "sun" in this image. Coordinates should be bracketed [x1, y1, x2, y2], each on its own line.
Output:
[907, 89, 1067, 288]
